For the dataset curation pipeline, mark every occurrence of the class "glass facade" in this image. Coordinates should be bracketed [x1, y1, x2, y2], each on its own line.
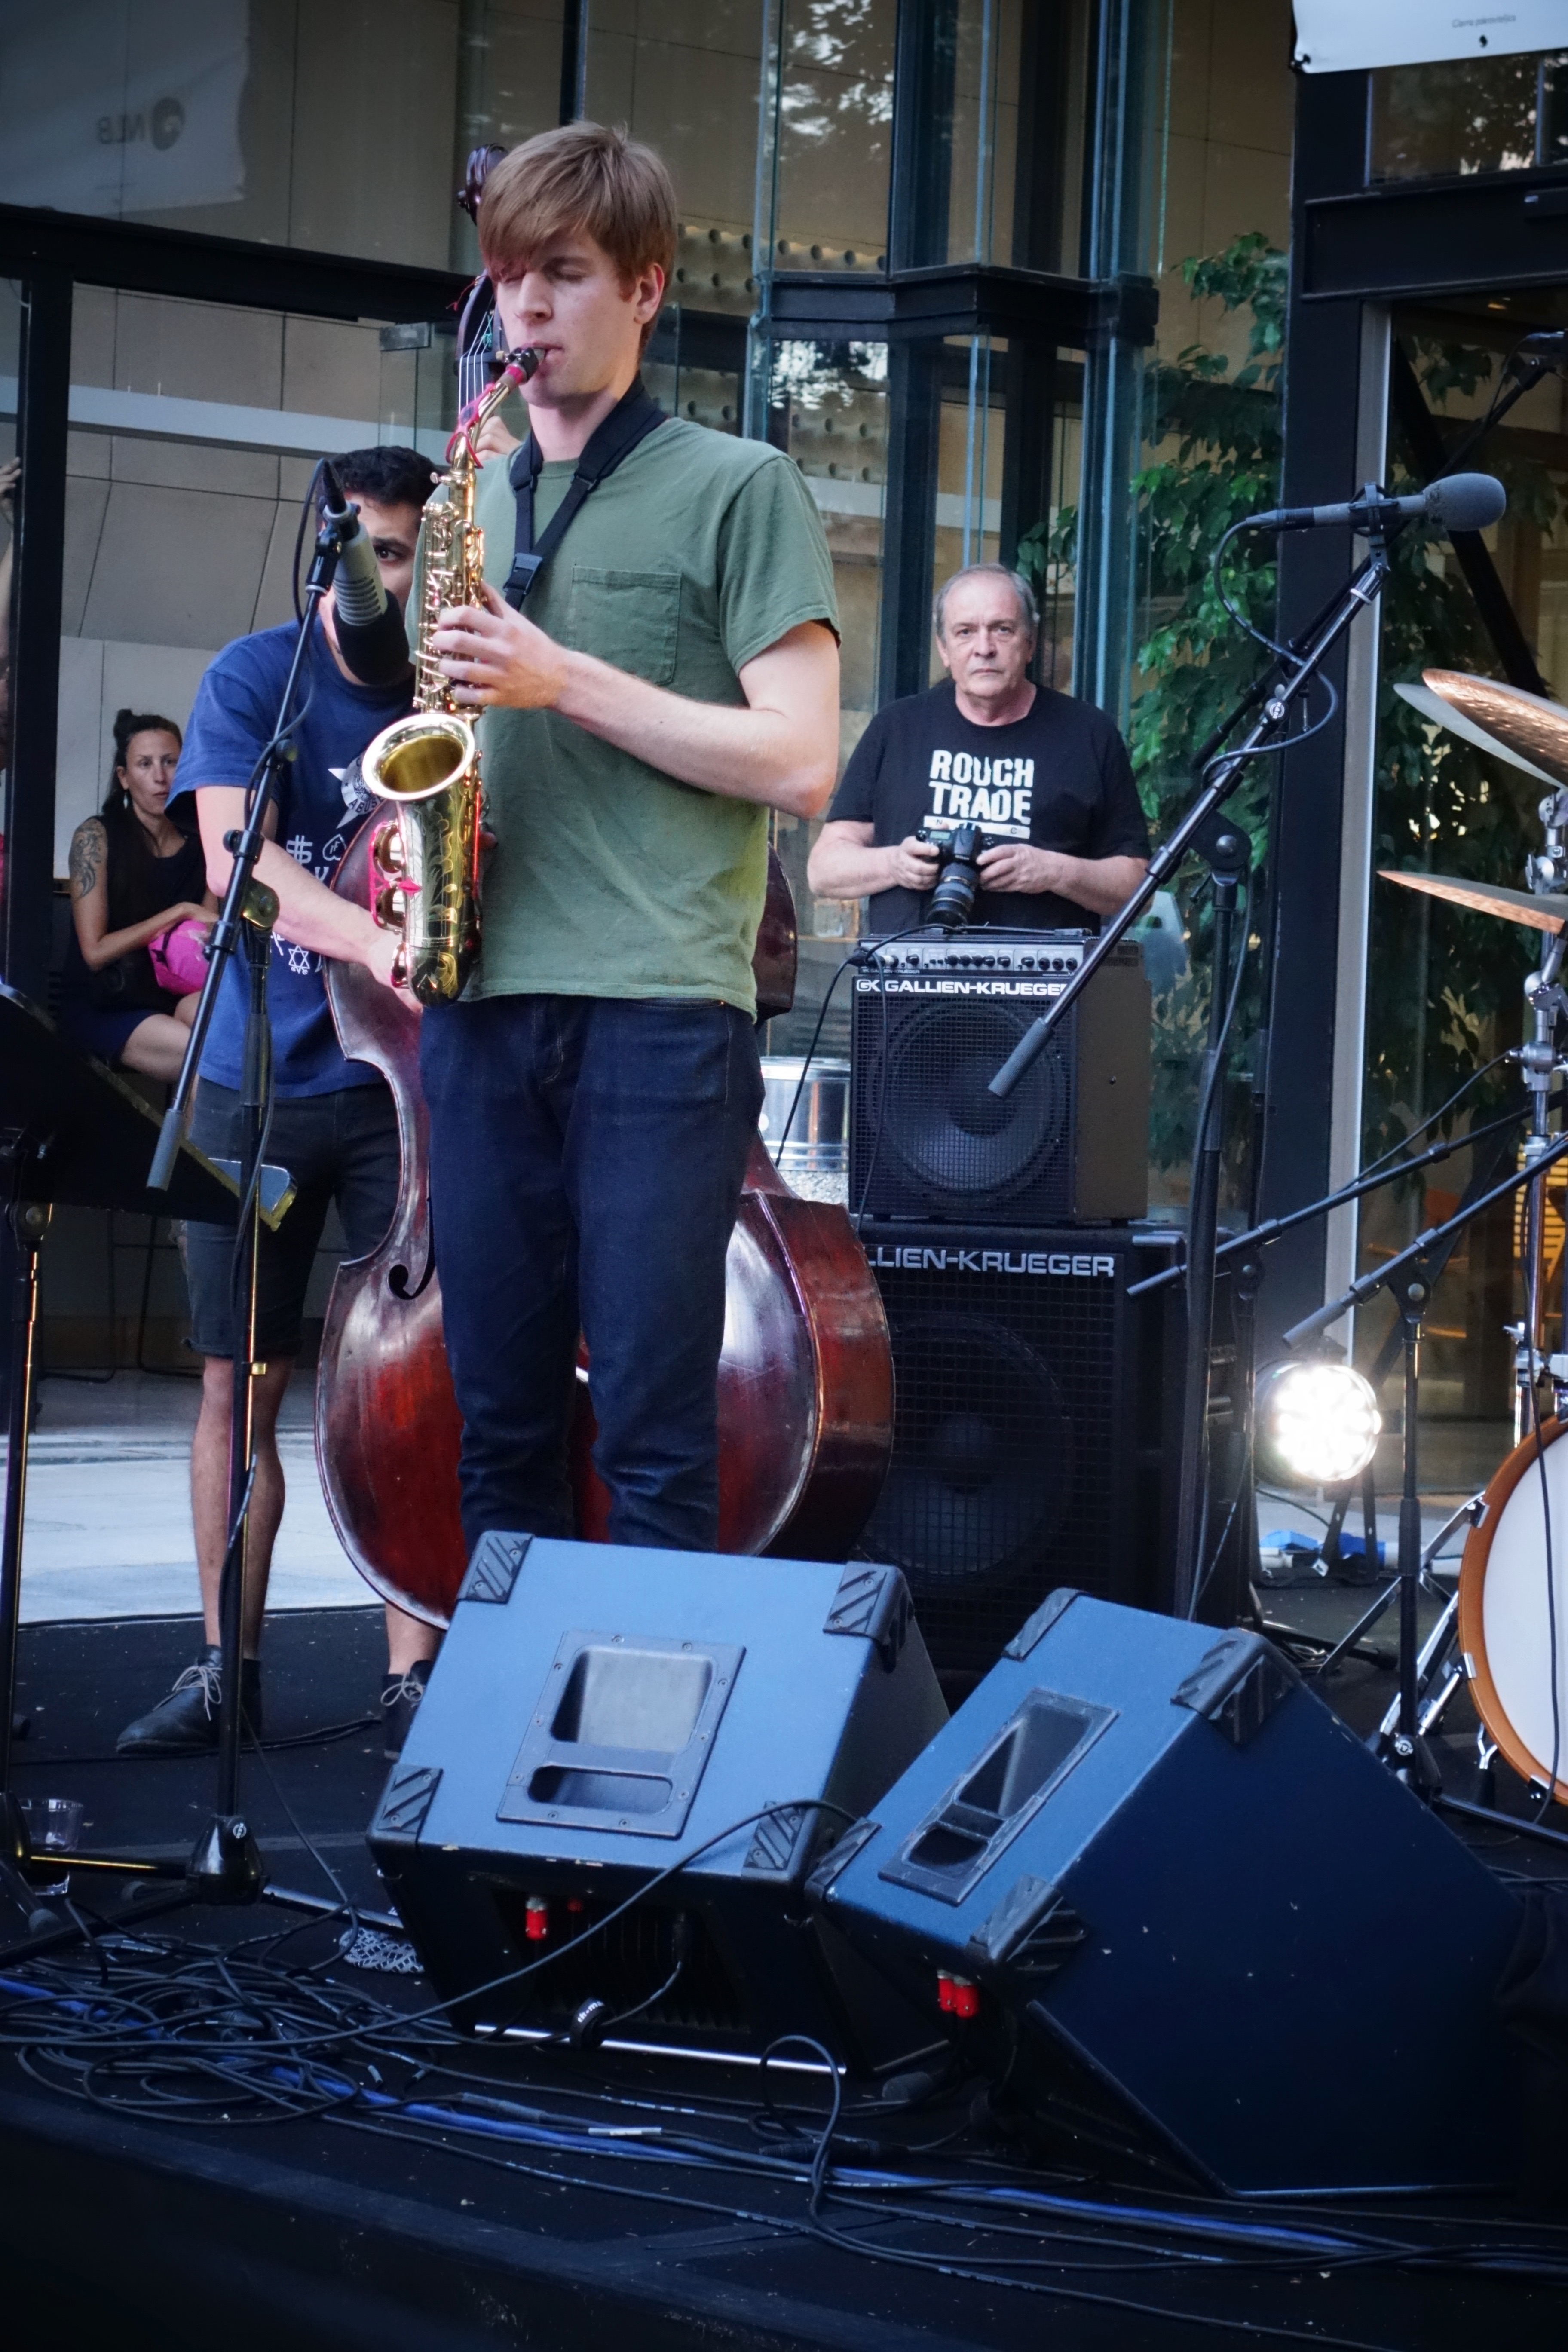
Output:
[0, 0, 1305, 1302]
[1370, 49, 1568, 182]
[1355, 323, 1568, 1421]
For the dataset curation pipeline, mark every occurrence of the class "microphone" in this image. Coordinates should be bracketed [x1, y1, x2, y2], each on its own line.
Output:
[1243, 472, 1506, 536]
[318, 461, 413, 687]
[1519, 331, 1568, 357]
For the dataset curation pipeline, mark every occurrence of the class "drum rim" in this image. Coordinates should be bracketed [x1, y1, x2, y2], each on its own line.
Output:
[1458, 1414, 1568, 1802]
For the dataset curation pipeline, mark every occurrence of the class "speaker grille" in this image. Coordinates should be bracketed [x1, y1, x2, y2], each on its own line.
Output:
[867, 999, 1070, 1207]
[859, 1229, 1152, 1682]
[864, 1312, 1075, 1586]
[853, 989, 1076, 1222]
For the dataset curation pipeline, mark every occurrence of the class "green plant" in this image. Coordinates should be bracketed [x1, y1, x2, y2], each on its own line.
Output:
[1019, 233, 1286, 1181]
[1363, 347, 1565, 1162]
[1023, 234, 1568, 1186]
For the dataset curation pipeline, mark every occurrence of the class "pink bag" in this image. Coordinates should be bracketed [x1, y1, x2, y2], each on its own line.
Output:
[149, 916, 210, 998]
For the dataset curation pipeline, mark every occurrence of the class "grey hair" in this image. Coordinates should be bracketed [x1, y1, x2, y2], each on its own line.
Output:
[933, 563, 1038, 642]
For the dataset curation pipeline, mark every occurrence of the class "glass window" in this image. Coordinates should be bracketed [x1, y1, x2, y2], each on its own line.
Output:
[1371, 49, 1568, 182]
[763, 334, 887, 1056]
[0, 1, 567, 271]
[1357, 317, 1568, 1421]
[931, 334, 1006, 673]
[54, 285, 447, 877]
[766, 0, 897, 273]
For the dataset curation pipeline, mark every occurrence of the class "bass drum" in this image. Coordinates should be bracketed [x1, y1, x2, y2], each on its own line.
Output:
[1458, 1417, 1568, 1801]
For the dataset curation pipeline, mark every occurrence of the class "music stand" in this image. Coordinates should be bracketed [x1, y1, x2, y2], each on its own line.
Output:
[0, 984, 291, 1950]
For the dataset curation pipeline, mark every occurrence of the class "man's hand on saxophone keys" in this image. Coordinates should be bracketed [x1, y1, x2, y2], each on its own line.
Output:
[432, 585, 569, 712]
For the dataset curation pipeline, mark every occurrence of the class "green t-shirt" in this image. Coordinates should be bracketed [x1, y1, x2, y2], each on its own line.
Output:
[413, 418, 837, 1016]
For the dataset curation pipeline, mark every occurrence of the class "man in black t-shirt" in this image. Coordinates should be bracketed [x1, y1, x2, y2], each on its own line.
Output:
[808, 564, 1149, 933]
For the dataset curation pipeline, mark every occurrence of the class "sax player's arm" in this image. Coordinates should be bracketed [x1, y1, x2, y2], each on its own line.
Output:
[432, 591, 840, 821]
[194, 787, 404, 989]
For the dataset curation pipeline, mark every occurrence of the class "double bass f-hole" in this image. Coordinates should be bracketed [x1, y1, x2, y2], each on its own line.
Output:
[389, 1243, 437, 1303]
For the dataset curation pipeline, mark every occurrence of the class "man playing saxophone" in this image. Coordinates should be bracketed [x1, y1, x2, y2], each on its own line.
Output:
[116, 447, 446, 1764]
[413, 122, 840, 1561]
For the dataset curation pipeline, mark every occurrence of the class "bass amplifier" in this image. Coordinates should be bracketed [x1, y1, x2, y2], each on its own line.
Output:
[848, 931, 1149, 1226]
[858, 1222, 1248, 1687]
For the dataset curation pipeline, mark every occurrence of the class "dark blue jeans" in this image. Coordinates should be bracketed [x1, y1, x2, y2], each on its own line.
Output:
[421, 994, 763, 1555]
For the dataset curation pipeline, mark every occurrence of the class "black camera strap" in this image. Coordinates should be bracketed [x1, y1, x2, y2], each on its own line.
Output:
[502, 376, 667, 608]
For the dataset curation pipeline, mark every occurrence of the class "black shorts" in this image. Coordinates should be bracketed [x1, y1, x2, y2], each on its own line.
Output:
[182, 1078, 400, 1361]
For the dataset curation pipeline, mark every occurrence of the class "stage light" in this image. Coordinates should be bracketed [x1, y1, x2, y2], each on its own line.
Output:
[1254, 1359, 1381, 1490]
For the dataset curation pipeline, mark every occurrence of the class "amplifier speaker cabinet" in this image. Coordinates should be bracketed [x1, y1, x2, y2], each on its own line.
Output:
[368, 1534, 948, 2066]
[858, 1222, 1247, 1687]
[848, 931, 1150, 1227]
[809, 1592, 1527, 2196]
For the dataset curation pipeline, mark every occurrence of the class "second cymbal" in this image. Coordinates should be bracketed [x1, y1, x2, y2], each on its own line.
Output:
[1378, 868, 1568, 931]
[1422, 670, 1568, 789]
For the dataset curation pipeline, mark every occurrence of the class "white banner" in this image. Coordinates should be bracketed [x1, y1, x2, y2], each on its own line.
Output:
[1295, 2, 1568, 72]
[0, 0, 248, 215]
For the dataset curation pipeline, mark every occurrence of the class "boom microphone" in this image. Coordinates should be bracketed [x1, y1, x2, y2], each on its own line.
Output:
[1243, 472, 1506, 536]
[319, 461, 413, 686]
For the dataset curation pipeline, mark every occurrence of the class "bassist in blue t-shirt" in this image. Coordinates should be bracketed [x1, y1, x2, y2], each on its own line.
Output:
[116, 446, 443, 1765]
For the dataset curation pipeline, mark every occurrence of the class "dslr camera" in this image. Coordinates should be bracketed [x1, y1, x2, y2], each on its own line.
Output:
[914, 820, 1006, 931]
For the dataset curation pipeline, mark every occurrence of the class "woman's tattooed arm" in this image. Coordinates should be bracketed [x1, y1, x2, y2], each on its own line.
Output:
[69, 818, 106, 901]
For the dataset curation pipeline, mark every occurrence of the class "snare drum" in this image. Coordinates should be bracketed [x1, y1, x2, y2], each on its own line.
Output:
[1458, 1417, 1568, 1801]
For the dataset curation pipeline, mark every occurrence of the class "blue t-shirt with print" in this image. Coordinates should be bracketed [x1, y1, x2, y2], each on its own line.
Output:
[171, 622, 410, 1096]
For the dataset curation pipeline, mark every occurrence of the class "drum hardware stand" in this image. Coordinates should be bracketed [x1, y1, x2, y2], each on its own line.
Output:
[147, 492, 358, 1910]
[1289, 1130, 1568, 1799]
[1309, 1491, 1481, 1686]
[1135, 1096, 1533, 1665]
[1507, 797, 1568, 1445]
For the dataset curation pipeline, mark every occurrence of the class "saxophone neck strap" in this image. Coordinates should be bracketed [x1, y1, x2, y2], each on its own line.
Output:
[503, 377, 667, 609]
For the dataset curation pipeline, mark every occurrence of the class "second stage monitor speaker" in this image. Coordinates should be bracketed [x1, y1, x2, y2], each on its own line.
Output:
[811, 1591, 1527, 2195]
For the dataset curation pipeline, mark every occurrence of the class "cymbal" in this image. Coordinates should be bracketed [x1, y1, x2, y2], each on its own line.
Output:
[1379, 867, 1568, 932]
[1422, 670, 1568, 788]
[1394, 680, 1562, 788]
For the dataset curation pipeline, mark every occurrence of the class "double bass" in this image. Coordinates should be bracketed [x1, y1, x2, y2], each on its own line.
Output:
[315, 830, 893, 1623]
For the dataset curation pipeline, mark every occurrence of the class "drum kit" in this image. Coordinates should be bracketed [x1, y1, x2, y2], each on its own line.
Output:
[1380, 668, 1568, 1806]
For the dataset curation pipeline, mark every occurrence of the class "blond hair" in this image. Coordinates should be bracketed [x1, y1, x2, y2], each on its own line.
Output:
[480, 122, 678, 314]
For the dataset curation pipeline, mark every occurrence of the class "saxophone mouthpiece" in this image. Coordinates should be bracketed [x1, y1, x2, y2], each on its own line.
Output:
[497, 345, 542, 383]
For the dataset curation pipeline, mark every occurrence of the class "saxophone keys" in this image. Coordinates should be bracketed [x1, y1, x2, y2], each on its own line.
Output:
[371, 821, 406, 877]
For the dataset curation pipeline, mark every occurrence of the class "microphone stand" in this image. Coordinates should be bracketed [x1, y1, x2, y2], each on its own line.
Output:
[148, 504, 353, 1901]
[988, 522, 1398, 1614]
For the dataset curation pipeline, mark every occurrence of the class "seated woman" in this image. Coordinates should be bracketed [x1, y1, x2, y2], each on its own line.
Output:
[61, 708, 215, 1083]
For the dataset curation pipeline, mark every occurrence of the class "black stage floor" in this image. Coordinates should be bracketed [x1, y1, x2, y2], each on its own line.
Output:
[4, 1604, 1568, 2352]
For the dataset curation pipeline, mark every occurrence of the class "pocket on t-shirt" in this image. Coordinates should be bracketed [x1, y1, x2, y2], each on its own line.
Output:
[567, 566, 681, 686]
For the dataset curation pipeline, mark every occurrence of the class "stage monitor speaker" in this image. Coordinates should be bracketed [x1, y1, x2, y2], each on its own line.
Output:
[810, 1592, 1527, 2196]
[858, 1222, 1247, 1687]
[849, 932, 1149, 1226]
[369, 1534, 948, 2066]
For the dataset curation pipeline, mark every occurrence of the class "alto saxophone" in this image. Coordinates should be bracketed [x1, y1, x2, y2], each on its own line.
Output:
[360, 346, 540, 1004]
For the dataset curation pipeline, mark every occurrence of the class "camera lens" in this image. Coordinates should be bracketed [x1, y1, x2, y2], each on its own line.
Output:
[926, 823, 985, 931]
